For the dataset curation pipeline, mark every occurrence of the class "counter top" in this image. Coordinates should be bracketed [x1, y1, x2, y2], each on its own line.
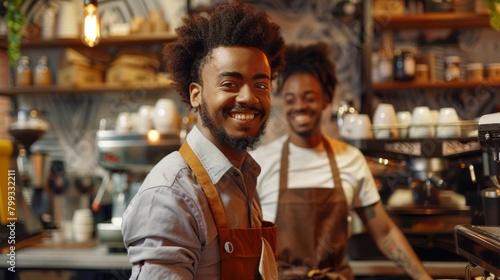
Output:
[0, 244, 469, 277]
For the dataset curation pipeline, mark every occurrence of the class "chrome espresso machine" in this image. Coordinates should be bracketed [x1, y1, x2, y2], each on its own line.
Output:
[455, 112, 500, 280]
[94, 126, 181, 251]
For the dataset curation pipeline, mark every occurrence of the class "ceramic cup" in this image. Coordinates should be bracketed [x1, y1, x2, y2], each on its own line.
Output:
[437, 107, 461, 138]
[340, 113, 358, 139]
[115, 112, 134, 132]
[72, 209, 94, 242]
[153, 98, 180, 133]
[372, 103, 398, 139]
[396, 111, 412, 138]
[350, 114, 373, 139]
[409, 106, 434, 138]
[136, 105, 154, 133]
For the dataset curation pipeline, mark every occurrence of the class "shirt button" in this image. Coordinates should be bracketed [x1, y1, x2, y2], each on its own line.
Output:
[224, 242, 234, 254]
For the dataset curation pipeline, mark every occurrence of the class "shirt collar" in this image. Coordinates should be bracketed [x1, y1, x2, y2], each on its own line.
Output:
[186, 125, 261, 184]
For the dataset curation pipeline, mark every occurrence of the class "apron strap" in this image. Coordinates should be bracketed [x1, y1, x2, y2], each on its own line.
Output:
[277, 137, 346, 215]
[179, 142, 229, 229]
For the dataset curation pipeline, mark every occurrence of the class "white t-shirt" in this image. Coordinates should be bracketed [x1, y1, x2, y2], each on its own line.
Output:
[250, 135, 380, 222]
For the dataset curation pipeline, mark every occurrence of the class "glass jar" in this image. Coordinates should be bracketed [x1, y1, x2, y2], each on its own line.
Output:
[487, 63, 500, 81]
[15, 56, 32, 87]
[466, 63, 483, 81]
[415, 64, 429, 83]
[393, 49, 415, 81]
[34, 56, 52, 86]
[444, 56, 461, 81]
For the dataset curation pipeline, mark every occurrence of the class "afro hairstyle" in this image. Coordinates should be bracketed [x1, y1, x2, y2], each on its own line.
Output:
[277, 42, 337, 102]
[163, 1, 286, 108]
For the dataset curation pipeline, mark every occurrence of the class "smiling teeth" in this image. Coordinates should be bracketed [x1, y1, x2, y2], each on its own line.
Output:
[232, 113, 255, 121]
[294, 115, 309, 122]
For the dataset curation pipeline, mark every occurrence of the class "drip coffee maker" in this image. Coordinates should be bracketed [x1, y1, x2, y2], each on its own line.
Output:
[8, 110, 50, 217]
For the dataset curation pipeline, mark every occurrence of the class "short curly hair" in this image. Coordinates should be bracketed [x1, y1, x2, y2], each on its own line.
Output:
[277, 43, 337, 102]
[164, 1, 286, 108]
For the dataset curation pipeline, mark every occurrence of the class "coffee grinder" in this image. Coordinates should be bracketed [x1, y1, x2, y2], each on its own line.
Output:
[8, 110, 51, 219]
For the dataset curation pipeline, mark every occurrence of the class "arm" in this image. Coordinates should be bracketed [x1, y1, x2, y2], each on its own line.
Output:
[122, 185, 203, 279]
[355, 202, 433, 280]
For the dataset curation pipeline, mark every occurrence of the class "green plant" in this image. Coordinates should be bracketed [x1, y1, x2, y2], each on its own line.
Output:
[485, 0, 500, 30]
[5, 0, 26, 67]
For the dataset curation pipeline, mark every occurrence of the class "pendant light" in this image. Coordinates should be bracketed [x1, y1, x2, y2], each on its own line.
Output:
[82, 0, 100, 47]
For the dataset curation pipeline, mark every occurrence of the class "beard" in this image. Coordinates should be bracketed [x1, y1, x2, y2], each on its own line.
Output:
[199, 98, 268, 154]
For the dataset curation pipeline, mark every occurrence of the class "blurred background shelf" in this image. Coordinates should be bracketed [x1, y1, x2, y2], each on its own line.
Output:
[0, 83, 173, 96]
[0, 33, 177, 49]
[373, 12, 490, 30]
[372, 80, 500, 91]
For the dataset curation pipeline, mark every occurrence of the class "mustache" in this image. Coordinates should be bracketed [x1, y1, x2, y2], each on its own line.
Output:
[224, 104, 264, 115]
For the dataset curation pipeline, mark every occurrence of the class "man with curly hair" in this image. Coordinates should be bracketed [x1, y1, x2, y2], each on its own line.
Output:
[121, 2, 285, 279]
[251, 43, 432, 280]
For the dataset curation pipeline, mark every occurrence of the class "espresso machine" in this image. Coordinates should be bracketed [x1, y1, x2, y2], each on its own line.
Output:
[94, 125, 181, 251]
[455, 112, 500, 280]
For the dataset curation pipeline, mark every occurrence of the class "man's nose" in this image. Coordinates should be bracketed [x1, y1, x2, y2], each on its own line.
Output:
[236, 85, 258, 105]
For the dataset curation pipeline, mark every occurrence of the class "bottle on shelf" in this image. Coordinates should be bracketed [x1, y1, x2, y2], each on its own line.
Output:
[34, 56, 52, 86]
[393, 48, 416, 81]
[15, 56, 32, 87]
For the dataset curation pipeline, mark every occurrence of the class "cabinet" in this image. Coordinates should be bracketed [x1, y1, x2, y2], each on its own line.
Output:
[362, 0, 498, 115]
[0, 33, 177, 97]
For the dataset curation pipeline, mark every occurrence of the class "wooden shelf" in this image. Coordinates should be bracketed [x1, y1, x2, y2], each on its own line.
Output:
[0, 83, 173, 96]
[372, 80, 500, 91]
[0, 32, 177, 49]
[373, 12, 491, 30]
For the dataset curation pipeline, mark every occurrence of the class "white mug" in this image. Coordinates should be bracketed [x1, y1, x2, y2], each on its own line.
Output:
[340, 113, 358, 139]
[437, 107, 461, 138]
[136, 105, 154, 133]
[115, 112, 133, 132]
[153, 98, 180, 133]
[396, 111, 412, 138]
[409, 106, 434, 138]
[373, 103, 398, 139]
[350, 114, 373, 139]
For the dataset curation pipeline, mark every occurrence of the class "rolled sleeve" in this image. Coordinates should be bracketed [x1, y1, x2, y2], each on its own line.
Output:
[122, 180, 205, 279]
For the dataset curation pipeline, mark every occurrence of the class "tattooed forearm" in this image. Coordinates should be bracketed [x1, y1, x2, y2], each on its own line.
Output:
[380, 232, 425, 280]
[359, 204, 376, 221]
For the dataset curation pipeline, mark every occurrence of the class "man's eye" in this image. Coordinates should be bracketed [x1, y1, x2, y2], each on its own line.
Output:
[222, 82, 237, 88]
[256, 83, 270, 90]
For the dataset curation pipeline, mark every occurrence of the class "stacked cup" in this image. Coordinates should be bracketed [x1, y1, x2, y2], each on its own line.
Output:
[72, 209, 94, 243]
[153, 98, 180, 133]
[409, 106, 434, 139]
[437, 107, 461, 138]
[373, 103, 399, 139]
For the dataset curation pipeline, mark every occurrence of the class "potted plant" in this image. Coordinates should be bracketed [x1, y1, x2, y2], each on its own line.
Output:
[485, 0, 500, 30]
[5, 0, 25, 86]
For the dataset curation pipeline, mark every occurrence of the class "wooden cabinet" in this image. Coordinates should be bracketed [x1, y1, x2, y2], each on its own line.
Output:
[0, 33, 177, 97]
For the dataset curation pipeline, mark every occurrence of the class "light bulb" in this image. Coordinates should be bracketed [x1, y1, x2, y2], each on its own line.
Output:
[82, 0, 100, 47]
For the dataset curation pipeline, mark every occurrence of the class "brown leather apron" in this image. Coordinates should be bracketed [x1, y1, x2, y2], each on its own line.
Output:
[180, 142, 278, 280]
[276, 138, 353, 280]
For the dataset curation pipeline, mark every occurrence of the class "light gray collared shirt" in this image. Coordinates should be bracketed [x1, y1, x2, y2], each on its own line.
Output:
[122, 125, 262, 279]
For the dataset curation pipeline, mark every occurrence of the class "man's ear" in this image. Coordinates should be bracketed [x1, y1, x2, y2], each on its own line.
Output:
[190, 82, 202, 109]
